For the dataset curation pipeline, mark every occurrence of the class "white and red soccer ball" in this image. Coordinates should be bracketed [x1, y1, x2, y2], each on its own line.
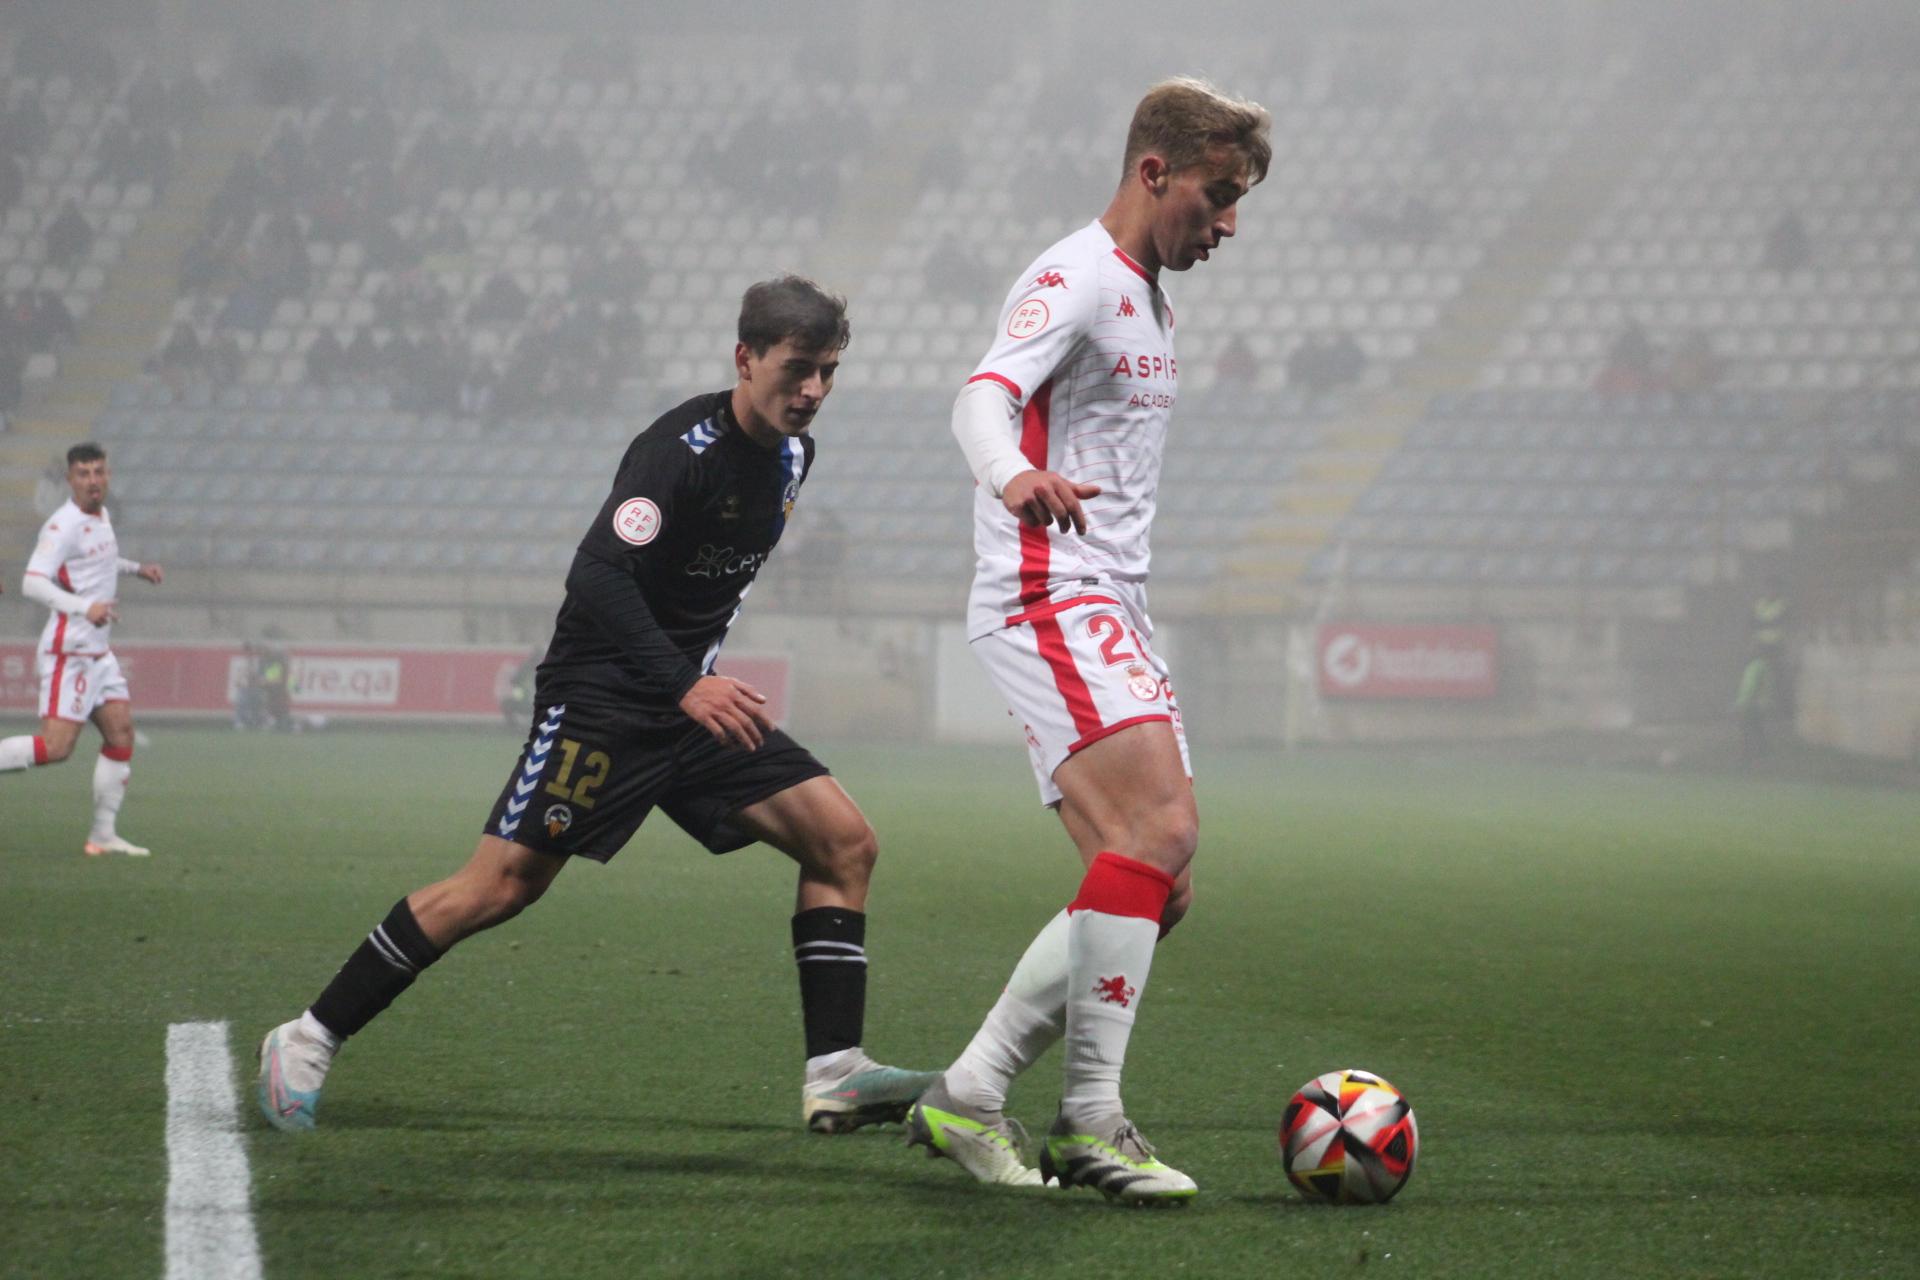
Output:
[1279, 1068, 1419, 1204]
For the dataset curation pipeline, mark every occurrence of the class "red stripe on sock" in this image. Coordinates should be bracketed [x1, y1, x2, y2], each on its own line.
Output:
[100, 744, 134, 762]
[33, 736, 49, 765]
[1067, 851, 1176, 923]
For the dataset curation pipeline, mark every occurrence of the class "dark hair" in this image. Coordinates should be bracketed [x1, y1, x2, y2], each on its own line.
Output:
[66, 442, 106, 467]
[737, 275, 851, 356]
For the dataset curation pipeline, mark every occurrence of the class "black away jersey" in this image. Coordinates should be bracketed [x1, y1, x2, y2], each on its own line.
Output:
[538, 390, 814, 722]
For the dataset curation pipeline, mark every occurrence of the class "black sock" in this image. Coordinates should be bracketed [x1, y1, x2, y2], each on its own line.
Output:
[792, 906, 866, 1061]
[308, 898, 443, 1040]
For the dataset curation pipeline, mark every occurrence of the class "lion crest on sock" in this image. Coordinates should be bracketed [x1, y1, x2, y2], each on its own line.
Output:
[1093, 974, 1135, 1008]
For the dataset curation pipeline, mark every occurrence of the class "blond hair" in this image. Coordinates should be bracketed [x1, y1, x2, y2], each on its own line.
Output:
[1121, 76, 1272, 186]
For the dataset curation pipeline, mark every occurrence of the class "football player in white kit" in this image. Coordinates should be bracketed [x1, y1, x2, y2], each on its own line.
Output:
[907, 79, 1270, 1203]
[0, 443, 163, 855]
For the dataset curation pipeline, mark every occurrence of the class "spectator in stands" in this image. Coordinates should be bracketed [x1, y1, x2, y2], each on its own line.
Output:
[0, 343, 22, 426]
[1666, 333, 1724, 394]
[208, 156, 264, 242]
[1596, 322, 1660, 395]
[1214, 333, 1258, 386]
[26, 289, 75, 351]
[203, 331, 243, 385]
[1, 94, 51, 161]
[150, 322, 203, 388]
[304, 328, 345, 386]
[467, 272, 529, 325]
[342, 328, 384, 384]
[1762, 210, 1811, 273]
[44, 200, 95, 269]
[179, 229, 223, 293]
[0, 152, 21, 213]
[458, 356, 498, 419]
[98, 115, 139, 184]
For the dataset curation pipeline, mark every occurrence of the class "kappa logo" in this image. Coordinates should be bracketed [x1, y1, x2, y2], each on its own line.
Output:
[1032, 270, 1067, 290]
[544, 804, 573, 838]
[1094, 975, 1136, 1008]
[1117, 295, 1137, 318]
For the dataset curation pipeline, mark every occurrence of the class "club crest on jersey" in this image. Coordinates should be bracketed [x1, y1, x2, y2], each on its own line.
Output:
[544, 804, 573, 838]
[719, 493, 743, 522]
[1094, 975, 1136, 1008]
[612, 497, 662, 546]
[782, 477, 799, 517]
[1007, 298, 1050, 340]
[1125, 663, 1160, 702]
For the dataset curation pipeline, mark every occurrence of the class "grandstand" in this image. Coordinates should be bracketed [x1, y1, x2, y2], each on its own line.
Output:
[3, 1, 1918, 758]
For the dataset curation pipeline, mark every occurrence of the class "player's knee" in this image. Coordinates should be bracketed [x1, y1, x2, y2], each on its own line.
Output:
[470, 865, 551, 927]
[39, 735, 74, 764]
[1139, 805, 1198, 869]
[815, 820, 879, 890]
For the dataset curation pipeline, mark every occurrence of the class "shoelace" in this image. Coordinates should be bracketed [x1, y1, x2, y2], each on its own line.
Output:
[1111, 1121, 1157, 1161]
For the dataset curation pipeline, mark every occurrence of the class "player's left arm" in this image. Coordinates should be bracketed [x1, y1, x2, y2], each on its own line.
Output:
[119, 556, 163, 584]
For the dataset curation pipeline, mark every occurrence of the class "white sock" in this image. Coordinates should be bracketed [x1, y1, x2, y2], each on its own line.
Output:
[1060, 908, 1160, 1126]
[0, 735, 41, 772]
[944, 909, 1070, 1112]
[805, 1045, 865, 1083]
[90, 753, 131, 842]
[298, 1009, 341, 1054]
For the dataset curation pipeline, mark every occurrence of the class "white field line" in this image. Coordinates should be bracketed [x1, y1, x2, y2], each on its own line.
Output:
[165, 1021, 263, 1280]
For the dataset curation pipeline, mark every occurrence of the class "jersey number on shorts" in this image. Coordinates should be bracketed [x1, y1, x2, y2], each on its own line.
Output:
[544, 738, 611, 809]
[1086, 615, 1146, 667]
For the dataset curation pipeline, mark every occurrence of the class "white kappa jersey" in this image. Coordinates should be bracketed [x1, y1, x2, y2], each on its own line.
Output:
[26, 499, 122, 655]
[964, 220, 1177, 638]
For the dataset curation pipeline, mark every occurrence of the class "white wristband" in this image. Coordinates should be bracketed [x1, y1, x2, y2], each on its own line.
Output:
[951, 378, 1034, 499]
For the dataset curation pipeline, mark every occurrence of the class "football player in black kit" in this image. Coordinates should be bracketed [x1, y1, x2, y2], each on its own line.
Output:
[258, 276, 938, 1137]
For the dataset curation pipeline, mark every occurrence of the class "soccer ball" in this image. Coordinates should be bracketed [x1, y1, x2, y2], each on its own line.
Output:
[1279, 1068, 1418, 1204]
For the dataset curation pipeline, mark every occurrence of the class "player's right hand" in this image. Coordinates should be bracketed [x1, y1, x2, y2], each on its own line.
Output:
[1003, 469, 1102, 534]
[85, 601, 117, 626]
[680, 675, 774, 751]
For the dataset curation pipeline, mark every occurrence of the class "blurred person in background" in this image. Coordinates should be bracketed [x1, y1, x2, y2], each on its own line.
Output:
[0, 443, 164, 856]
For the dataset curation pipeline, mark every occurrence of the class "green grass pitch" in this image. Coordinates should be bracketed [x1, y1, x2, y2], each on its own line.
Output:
[2, 727, 1917, 1278]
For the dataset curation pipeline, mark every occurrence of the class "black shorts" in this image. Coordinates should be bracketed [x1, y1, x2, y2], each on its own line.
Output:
[481, 698, 831, 861]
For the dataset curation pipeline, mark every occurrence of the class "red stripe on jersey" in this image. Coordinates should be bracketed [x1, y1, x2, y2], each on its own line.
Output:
[1112, 247, 1153, 282]
[45, 653, 66, 718]
[1016, 380, 1054, 605]
[1031, 613, 1102, 738]
[57, 565, 74, 590]
[1004, 594, 1122, 628]
[967, 371, 1023, 401]
[49, 612, 67, 657]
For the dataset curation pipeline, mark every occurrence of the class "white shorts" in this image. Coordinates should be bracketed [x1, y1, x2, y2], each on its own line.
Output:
[38, 650, 129, 724]
[972, 594, 1191, 806]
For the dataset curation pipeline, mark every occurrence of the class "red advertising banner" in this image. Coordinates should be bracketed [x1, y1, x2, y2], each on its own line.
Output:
[0, 643, 791, 724]
[1317, 624, 1499, 700]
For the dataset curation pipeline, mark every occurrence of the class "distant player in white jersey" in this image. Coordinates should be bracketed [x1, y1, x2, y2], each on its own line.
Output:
[0, 442, 164, 855]
[907, 79, 1270, 1203]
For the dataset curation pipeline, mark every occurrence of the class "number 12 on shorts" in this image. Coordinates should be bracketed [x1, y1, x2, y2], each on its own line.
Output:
[544, 738, 611, 809]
